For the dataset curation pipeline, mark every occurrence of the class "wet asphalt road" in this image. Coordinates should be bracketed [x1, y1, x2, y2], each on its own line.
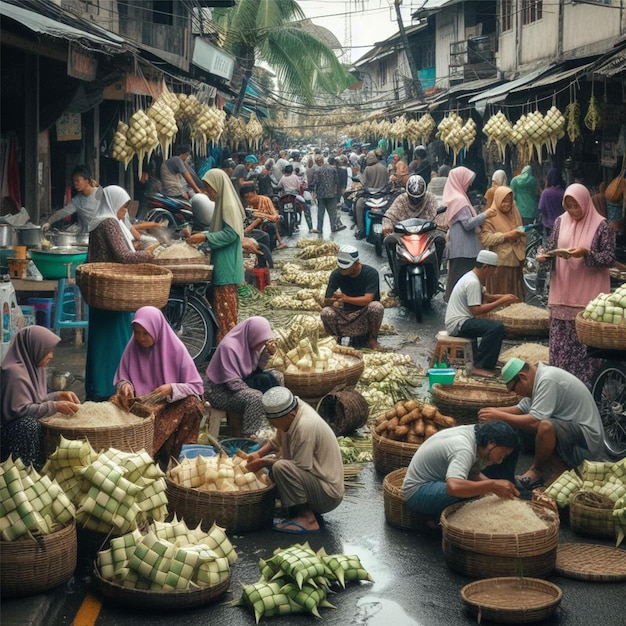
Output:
[5, 214, 625, 626]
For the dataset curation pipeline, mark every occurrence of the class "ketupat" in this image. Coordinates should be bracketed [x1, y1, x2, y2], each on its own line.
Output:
[234, 580, 304, 624]
[545, 469, 583, 507]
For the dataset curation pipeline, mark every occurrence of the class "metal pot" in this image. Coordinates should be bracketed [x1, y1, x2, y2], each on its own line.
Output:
[75, 233, 89, 247]
[15, 225, 42, 247]
[53, 231, 78, 247]
[0, 223, 13, 247]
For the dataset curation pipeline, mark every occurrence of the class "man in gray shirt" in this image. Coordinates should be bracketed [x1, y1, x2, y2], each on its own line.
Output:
[479, 358, 607, 490]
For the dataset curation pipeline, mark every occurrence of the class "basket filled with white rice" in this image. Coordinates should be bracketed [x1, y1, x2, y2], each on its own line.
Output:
[492, 303, 550, 337]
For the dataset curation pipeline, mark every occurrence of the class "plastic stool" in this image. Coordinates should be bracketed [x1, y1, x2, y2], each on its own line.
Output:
[28, 297, 55, 329]
[430, 331, 474, 368]
[252, 268, 270, 292]
[53, 278, 89, 332]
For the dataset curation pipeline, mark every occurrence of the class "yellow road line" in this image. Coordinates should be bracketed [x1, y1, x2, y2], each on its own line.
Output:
[71, 593, 102, 626]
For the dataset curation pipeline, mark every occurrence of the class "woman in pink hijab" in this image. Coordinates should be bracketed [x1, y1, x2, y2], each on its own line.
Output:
[113, 306, 203, 462]
[1, 326, 80, 468]
[204, 316, 280, 436]
[443, 166, 497, 301]
[538, 183, 614, 386]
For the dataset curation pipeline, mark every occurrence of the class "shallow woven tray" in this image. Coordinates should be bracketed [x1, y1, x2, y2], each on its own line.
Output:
[42, 405, 155, 456]
[441, 501, 560, 579]
[431, 383, 519, 425]
[76, 262, 172, 311]
[569, 491, 616, 539]
[461, 577, 562, 623]
[0, 522, 77, 598]
[94, 568, 230, 610]
[555, 543, 626, 582]
[575, 311, 626, 350]
[383, 467, 434, 531]
[283, 345, 364, 399]
[372, 432, 420, 475]
[150, 254, 210, 267]
[165, 478, 276, 534]
[493, 306, 549, 337]
[166, 263, 213, 285]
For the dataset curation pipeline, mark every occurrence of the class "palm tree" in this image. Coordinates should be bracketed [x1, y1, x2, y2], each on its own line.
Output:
[214, 0, 356, 117]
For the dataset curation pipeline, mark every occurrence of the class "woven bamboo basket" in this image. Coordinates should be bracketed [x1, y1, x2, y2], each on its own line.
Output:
[283, 345, 364, 399]
[316, 385, 369, 435]
[441, 501, 560, 579]
[575, 312, 626, 350]
[372, 432, 420, 475]
[42, 404, 155, 456]
[431, 383, 519, 425]
[493, 306, 549, 337]
[569, 491, 616, 540]
[461, 577, 562, 623]
[94, 568, 231, 610]
[165, 478, 276, 534]
[383, 468, 433, 531]
[76, 263, 172, 311]
[0, 522, 77, 598]
[150, 254, 211, 267]
[166, 264, 213, 285]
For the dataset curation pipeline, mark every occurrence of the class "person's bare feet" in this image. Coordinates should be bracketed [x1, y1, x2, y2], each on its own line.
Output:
[367, 338, 383, 350]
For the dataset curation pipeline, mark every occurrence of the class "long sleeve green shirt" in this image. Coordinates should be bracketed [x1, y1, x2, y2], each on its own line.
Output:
[203, 223, 244, 286]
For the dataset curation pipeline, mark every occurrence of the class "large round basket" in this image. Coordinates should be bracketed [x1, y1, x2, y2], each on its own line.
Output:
[431, 383, 519, 425]
[165, 264, 213, 285]
[493, 306, 549, 337]
[569, 491, 616, 540]
[94, 568, 230, 610]
[150, 253, 211, 267]
[76, 263, 172, 311]
[42, 404, 155, 456]
[0, 522, 77, 598]
[372, 432, 420, 475]
[575, 311, 626, 350]
[165, 478, 276, 534]
[461, 577, 562, 624]
[283, 345, 364, 400]
[441, 501, 560, 579]
[316, 385, 369, 435]
[383, 468, 433, 531]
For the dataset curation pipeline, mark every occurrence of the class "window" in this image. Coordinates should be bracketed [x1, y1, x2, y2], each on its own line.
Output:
[522, 0, 543, 25]
[380, 58, 389, 86]
[501, 0, 513, 32]
[153, 1, 174, 26]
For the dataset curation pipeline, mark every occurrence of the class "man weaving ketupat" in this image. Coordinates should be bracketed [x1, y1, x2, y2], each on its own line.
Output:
[478, 358, 607, 491]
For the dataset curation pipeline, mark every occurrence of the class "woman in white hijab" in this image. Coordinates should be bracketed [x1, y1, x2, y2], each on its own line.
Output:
[85, 185, 157, 401]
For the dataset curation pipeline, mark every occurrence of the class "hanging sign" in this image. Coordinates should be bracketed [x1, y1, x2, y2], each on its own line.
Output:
[68, 44, 97, 81]
[56, 112, 82, 142]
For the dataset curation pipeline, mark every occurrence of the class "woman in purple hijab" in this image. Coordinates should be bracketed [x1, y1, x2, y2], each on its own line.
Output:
[1, 326, 80, 468]
[538, 168, 564, 236]
[204, 316, 280, 436]
[113, 306, 203, 462]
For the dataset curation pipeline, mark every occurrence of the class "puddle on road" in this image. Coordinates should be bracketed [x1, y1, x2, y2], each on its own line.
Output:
[353, 595, 423, 626]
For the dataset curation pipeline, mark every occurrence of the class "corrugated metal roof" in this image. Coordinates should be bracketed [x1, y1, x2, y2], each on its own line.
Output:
[592, 49, 626, 77]
[0, 2, 123, 48]
[509, 63, 594, 92]
[468, 66, 554, 104]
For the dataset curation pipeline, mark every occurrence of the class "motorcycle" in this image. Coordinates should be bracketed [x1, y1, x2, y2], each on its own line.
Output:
[276, 192, 311, 236]
[140, 192, 193, 230]
[358, 182, 402, 257]
[384, 208, 447, 322]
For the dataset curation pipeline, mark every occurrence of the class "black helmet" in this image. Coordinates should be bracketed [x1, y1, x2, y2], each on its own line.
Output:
[222, 158, 235, 169]
[414, 146, 427, 160]
[284, 164, 294, 174]
[406, 175, 426, 200]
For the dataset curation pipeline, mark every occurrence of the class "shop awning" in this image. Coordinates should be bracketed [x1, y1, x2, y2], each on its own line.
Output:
[0, 2, 123, 51]
[469, 66, 554, 105]
[509, 62, 594, 93]
[592, 47, 626, 77]
[447, 76, 506, 98]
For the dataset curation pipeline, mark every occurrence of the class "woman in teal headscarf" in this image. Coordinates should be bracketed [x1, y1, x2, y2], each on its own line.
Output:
[510, 165, 541, 225]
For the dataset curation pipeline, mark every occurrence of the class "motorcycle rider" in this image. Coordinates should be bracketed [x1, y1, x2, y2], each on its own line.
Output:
[277, 164, 313, 231]
[409, 146, 432, 186]
[382, 175, 445, 295]
[232, 155, 258, 194]
[354, 149, 389, 240]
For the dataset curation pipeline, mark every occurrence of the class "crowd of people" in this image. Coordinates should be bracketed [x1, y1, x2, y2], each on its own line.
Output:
[0, 138, 622, 533]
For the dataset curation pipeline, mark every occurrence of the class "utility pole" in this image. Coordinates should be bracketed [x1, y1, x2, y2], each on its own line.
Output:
[394, 0, 423, 100]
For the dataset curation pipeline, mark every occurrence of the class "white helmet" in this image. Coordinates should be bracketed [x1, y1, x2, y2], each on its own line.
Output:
[406, 175, 426, 200]
[191, 193, 215, 227]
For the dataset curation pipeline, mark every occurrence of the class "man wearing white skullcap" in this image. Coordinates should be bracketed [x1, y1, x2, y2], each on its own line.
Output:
[445, 249, 520, 376]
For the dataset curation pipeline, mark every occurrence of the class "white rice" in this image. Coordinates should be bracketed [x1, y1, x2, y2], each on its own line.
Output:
[41, 401, 143, 427]
[447, 494, 548, 534]
[154, 243, 204, 259]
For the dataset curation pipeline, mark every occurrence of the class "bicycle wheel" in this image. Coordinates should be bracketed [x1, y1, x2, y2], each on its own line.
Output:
[592, 361, 626, 458]
[162, 295, 215, 365]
